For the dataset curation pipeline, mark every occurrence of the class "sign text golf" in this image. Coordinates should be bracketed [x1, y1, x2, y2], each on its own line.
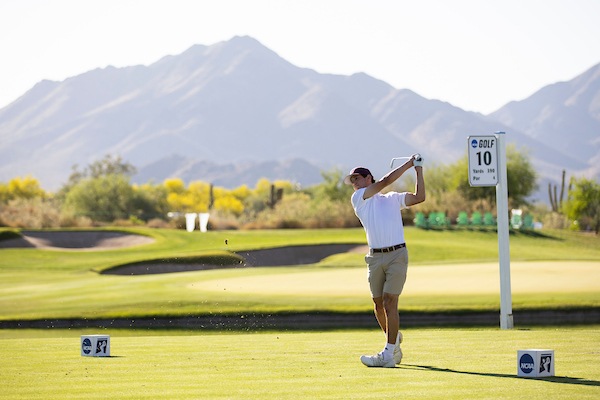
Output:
[468, 135, 499, 186]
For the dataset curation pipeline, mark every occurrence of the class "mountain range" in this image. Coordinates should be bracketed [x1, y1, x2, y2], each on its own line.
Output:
[0, 36, 598, 204]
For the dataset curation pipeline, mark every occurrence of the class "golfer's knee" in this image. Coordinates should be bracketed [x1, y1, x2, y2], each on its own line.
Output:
[372, 297, 384, 311]
[382, 293, 399, 312]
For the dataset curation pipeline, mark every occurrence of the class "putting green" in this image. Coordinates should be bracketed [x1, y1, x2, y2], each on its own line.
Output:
[189, 261, 600, 296]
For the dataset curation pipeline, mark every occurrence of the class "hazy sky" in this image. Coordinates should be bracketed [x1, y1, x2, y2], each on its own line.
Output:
[1, 0, 599, 114]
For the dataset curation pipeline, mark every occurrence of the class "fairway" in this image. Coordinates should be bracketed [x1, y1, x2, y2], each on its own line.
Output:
[189, 261, 600, 296]
[1, 227, 599, 319]
[1, 327, 598, 399]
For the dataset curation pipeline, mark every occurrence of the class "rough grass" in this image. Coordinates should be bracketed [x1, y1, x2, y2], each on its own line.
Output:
[0, 229, 21, 241]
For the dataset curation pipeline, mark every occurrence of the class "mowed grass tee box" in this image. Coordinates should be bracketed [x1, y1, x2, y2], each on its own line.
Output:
[1, 328, 599, 400]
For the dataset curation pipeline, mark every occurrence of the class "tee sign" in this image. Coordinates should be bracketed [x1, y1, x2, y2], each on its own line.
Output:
[468, 135, 499, 186]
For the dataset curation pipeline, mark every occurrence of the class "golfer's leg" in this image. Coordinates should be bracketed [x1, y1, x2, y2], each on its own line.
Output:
[383, 293, 399, 344]
[382, 249, 407, 344]
[372, 297, 387, 334]
[367, 253, 386, 335]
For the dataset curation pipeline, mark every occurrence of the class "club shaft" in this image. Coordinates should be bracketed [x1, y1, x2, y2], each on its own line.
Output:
[389, 156, 411, 168]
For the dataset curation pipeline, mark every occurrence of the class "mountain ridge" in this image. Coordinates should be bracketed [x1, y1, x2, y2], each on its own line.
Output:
[0, 36, 598, 202]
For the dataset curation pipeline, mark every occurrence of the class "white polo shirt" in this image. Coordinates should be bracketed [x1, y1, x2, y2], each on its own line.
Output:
[351, 188, 408, 249]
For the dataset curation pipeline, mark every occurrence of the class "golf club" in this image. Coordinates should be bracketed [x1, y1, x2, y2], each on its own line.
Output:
[389, 154, 421, 169]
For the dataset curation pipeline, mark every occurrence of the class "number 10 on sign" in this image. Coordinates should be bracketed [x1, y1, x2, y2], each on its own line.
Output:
[468, 135, 499, 186]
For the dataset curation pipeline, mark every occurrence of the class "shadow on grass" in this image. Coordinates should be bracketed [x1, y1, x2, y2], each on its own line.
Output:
[401, 364, 600, 387]
[510, 229, 563, 240]
[419, 227, 563, 240]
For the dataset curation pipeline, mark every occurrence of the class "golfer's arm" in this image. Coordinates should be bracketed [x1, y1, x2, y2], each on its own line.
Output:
[364, 160, 413, 199]
[405, 166, 426, 206]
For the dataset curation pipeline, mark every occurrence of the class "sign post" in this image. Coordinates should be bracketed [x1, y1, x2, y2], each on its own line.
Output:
[468, 132, 513, 329]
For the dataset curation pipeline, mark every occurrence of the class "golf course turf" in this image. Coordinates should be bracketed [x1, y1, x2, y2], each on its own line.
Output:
[1, 227, 599, 398]
[1, 327, 599, 399]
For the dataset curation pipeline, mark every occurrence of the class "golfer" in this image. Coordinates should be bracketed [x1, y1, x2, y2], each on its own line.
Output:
[344, 154, 425, 368]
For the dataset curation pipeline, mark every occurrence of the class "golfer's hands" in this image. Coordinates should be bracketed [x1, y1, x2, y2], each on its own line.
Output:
[412, 154, 424, 167]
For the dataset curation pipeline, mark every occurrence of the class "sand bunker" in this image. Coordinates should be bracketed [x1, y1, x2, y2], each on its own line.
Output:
[104, 243, 367, 275]
[0, 230, 365, 274]
[0, 230, 154, 250]
[237, 244, 366, 267]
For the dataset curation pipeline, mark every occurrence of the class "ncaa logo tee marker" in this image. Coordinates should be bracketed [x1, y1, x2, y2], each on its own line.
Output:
[517, 349, 554, 377]
[81, 335, 111, 357]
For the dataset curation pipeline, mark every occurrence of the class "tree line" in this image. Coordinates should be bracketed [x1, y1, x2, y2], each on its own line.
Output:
[0, 149, 598, 233]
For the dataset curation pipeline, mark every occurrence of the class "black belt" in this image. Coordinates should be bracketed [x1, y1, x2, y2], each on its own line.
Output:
[371, 243, 406, 253]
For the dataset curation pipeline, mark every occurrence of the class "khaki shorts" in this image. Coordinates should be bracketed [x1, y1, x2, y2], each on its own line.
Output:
[365, 247, 408, 298]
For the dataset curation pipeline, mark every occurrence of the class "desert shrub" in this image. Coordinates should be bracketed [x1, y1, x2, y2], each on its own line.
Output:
[243, 193, 358, 229]
[165, 214, 187, 230]
[204, 210, 240, 230]
[64, 174, 136, 222]
[113, 216, 145, 227]
[146, 218, 170, 229]
[521, 203, 565, 230]
[303, 198, 359, 229]
[423, 190, 469, 221]
[0, 176, 47, 203]
[0, 198, 59, 228]
[57, 210, 94, 228]
[243, 193, 309, 229]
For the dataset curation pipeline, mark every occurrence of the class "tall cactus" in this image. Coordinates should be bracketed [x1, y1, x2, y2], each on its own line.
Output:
[268, 184, 284, 208]
[548, 170, 566, 212]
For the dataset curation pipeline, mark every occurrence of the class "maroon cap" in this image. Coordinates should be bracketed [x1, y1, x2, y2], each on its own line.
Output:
[343, 167, 372, 185]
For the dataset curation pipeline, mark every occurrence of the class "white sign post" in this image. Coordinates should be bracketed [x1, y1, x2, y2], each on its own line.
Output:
[468, 132, 514, 329]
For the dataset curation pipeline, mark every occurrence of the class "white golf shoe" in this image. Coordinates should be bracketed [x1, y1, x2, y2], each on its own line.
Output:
[394, 332, 403, 365]
[360, 352, 395, 368]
